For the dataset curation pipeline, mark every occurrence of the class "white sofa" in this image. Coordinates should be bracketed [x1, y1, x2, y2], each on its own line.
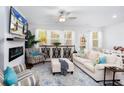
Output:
[73, 50, 123, 82]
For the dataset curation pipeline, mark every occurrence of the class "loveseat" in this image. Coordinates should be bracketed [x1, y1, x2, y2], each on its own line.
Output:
[0, 63, 40, 86]
[73, 50, 123, 82]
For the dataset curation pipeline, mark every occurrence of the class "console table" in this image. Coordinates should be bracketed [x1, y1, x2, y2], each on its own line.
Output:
[104, 67, 124, 86]
[39, 45, 75, 61]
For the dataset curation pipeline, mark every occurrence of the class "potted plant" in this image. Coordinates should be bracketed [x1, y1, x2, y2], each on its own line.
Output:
[53, 42, 61, 47]
[26, 31, 40, 48]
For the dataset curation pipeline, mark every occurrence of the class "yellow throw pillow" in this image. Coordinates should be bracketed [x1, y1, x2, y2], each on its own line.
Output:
[93, 57, 99, 66]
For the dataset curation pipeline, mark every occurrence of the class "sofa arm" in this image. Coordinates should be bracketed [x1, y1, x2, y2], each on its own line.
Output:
[95, 64, 117, 70]
[16, 73, 40, 86]
[13, 63, 27, 74]
[72, 53, 77, 61]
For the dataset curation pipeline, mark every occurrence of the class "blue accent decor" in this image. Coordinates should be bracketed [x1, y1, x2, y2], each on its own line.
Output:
[99, 56, 106, 64]
[4, 67, 17, 86]
[31, 51, 41, 56]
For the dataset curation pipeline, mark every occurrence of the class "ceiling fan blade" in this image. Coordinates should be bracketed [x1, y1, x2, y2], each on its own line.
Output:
[68, 17, 77, 19]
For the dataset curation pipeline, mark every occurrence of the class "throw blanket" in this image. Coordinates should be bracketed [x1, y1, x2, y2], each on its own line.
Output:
[59, 59, 69, 76]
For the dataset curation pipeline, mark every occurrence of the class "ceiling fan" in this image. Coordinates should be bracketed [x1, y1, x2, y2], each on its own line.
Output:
[58, 10, 77, 23]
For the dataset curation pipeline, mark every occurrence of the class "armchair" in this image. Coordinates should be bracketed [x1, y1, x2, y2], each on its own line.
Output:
[26, 48, 45, 65]
[0, 63, 40, 86]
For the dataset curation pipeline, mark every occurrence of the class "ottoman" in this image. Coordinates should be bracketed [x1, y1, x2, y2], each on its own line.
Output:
[51, 58, 74, 74]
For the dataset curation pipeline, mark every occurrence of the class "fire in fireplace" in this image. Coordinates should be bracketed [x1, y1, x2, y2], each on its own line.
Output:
[9, 46, 23, 62]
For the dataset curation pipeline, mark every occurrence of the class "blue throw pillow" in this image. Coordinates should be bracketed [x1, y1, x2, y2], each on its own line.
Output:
[99, 56, 106, 64]
[4, 67, 17, 86]
[31, 51, 41, 56]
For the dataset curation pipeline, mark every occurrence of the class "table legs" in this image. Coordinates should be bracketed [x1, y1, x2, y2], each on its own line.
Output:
[104, 67, 116, 86]
[104, 67, 107, 86]
[112, 72, 116, 86]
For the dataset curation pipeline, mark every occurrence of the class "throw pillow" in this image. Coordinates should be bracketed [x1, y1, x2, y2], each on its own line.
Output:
[31, 51, 41, 56]
[4, 67, 17, 86]
[92, 57, 99, 66]
[76, 53, 86, 58]
[99, 55, 106, 64]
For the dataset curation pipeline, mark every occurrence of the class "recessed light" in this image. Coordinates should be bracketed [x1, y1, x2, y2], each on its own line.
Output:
[112, 14, 117, 18]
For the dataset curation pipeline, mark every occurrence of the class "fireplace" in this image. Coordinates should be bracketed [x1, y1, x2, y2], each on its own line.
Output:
[9, 46, 23, 62]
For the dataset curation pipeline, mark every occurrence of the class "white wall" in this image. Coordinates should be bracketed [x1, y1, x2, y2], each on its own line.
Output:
[0, 7, 6, 70]
[0, 6, 25, 70]
[103, 22, 124, 49]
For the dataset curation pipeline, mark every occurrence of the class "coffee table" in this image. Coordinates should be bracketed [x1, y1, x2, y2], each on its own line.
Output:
[104, 66, 124, 86]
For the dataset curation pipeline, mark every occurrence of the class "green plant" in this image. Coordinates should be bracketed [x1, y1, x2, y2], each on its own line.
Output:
[53, 42, 61, 47]
[27, 31, 40, 48]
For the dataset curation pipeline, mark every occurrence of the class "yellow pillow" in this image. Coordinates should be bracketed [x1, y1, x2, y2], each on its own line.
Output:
[93, 57, 99, 66]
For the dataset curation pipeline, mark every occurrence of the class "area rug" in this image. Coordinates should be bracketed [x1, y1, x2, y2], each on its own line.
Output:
[31, 62, 103, 86]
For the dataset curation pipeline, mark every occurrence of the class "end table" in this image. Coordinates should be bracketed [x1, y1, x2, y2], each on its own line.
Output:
[104, 66, 124, 86]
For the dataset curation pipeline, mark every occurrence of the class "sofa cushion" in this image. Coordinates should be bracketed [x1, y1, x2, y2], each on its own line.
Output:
[106, 55, 117, 64]
[74, 56, 92, 64]
[83, 62, 95, 72]
[87, 50, 99, 61]
[95, 64, 117, 70]
[17, 70, 32, 81]
[17, 74, 38, 86]
[13, 63, 26, 74]
[76, 53, 86, 58]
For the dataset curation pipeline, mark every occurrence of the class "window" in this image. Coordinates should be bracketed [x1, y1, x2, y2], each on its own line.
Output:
[64, 32, 72, 45]
[51, 32, 60, 44]
[92, 32, 98, 48]
[80, 35, 86, 48]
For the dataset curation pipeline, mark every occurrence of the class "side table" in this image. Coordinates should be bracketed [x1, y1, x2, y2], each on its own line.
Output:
[104, 66, 124, 86]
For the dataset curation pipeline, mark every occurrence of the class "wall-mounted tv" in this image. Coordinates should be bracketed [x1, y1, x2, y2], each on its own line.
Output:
[9, 7, 28, 36]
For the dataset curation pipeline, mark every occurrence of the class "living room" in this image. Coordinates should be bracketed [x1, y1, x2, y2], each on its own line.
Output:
[0, 5, 124, 87]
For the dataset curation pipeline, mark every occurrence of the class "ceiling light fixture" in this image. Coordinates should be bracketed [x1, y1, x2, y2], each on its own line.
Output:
[112, 14, 117, 19]
[59, 15, 66, 22]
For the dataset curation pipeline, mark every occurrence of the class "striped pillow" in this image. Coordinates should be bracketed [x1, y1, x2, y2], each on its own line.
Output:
[0, 69, 4, 84]
[17, 75, 37, 86]
[13, 64, 26, 74]
[17, 70, 32, 81]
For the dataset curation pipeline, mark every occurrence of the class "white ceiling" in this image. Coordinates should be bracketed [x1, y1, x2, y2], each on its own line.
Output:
[16, 6, 124, 29]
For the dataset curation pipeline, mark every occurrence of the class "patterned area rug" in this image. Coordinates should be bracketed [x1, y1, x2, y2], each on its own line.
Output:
[31, 62, 103, 86]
